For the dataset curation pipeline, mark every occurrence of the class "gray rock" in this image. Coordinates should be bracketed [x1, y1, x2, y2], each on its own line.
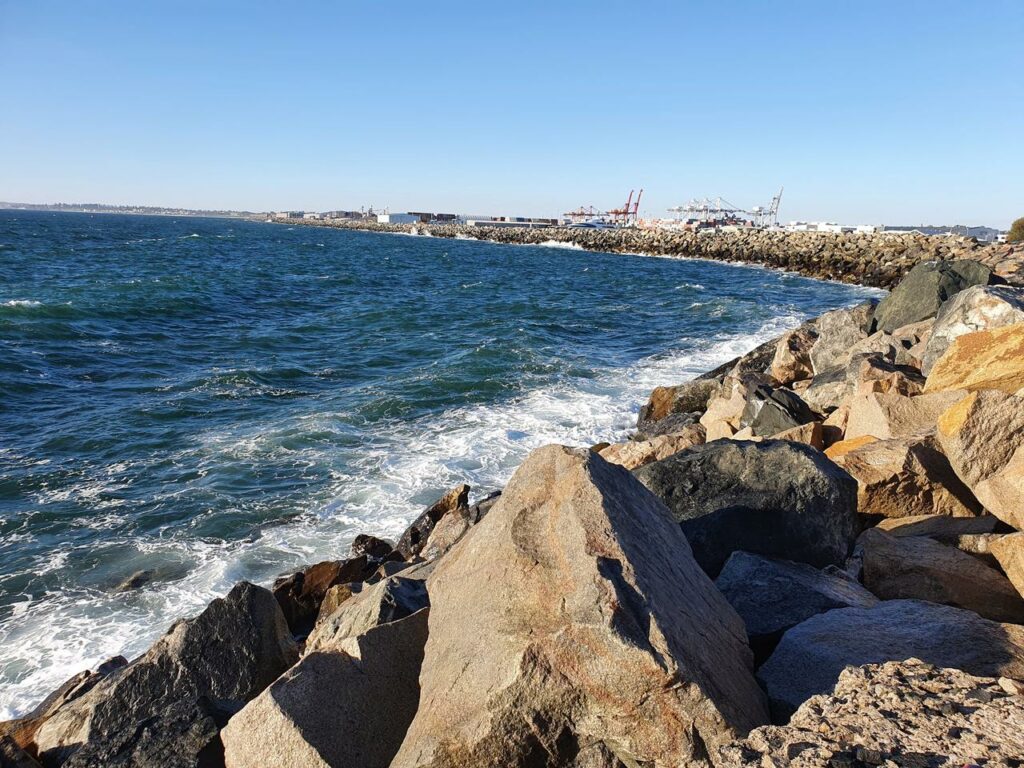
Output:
[809, 301, 877, 375]
[714, 552, 877, 664]
[635, 440, 859, 576]
[395, 483, 470, 560]
[0, 736, 42, 768]
[757, 599, 1024, 721]
[721, 659, 1024, 767]
[350, 534, 394, 560]
[922, 284, 1024, 374]
[221, 609, 429, 768]
[872, 259, 995, 334]
[33, 582, 298, 767]
[272, 556, 375, 635]
[739, 385, 817, 436]
[634, 411, 701, 440]
[636, 378, 719, 430]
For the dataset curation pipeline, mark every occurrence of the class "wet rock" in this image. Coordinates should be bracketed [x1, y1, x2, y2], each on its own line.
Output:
[114, 569, 155, 593]
[598, 425, 705, 470]
[757, 599, 1024, 721]
[467, 490, 501, 524]
[809, 301, 877, 375]
[395, 483, 470, 560]
[350, 534, 394, 560]
[635, 439, 858, 576]
[33, 582, 298, 767]
[636, 378, 719, 429]
[714, 552, 877, 664]
[936, 390, 1024, 530]
[721, 659, 1024, 767]
[391, 446, 769, 767]
[739, 384, 817, 437]
[272, 556, 375, 635]
[830, 432, 980, 520]
[925, 322, 1024, 394]
[859, 528, 1024, 623]
[922, 284, 1024, 375]
[221, 609, 429, 768]
[872, 259, 995, 333]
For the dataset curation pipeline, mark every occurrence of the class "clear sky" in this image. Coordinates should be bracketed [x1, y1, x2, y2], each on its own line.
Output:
[1, 1, 1021, 226]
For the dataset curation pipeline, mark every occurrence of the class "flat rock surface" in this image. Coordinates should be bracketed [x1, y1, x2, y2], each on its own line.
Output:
[721, 659, 1024, 767]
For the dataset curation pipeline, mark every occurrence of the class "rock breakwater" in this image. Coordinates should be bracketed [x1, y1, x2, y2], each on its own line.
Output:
[286, 218, 1023, 289]
[4, 258, 1024, 766]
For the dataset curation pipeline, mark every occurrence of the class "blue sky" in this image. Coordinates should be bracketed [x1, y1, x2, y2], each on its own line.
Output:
[1, 1, 1021, 226]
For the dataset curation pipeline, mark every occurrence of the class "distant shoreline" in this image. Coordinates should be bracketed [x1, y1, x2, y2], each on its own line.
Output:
[278, 217, 1021, 290]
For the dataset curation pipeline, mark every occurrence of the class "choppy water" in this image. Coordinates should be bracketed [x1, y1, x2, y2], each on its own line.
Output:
[0, 210, 879, 716]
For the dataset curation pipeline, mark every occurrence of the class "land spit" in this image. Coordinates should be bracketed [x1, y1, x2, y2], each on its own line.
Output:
[283, 217, 1023, 289]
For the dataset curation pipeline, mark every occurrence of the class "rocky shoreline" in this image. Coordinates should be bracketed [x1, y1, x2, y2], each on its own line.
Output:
[283, 217, 1023, 290]
[4, 258, 1024, 767]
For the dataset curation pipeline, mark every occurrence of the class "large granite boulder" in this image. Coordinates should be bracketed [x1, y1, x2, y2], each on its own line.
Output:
[721, 659, 1024, 767]
[843, 389, 966, 441]
[636, 378, 719, 430]
[33, 582, 298, 767]
[808, 301, 877, 375]
[635, 440, 858, 576]
[757, 599, 1024, 721]
[714, 552, 877, 663]
[768, 323, 817, 385]
[937, 390, 1024, 530]
[390, 446, 769, 767]
[598, 425, 704, 470]
[924, 322, 1024, 394]
[221, 609, 429, 768]
[992, 533, 1024, 600]
[859, 528, 1024, 623]
[872, 259, 994, 334]
[921, 284, 1024, 375]
[830, 432, 980, 520]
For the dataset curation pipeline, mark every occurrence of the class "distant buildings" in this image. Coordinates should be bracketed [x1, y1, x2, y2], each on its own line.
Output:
[882, 224, 1004, 242]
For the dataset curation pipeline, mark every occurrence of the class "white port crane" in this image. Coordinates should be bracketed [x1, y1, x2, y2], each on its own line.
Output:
[668, 187, 783, 228]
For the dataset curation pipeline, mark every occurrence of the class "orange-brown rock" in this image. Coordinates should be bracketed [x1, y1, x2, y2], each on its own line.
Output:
[924, 322, 1024, 394]
[844, 390, 967, 441]
[599, 424, 705, 470]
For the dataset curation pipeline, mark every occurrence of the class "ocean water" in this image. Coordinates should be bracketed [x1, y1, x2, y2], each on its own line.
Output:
[0, 210, 880, 717]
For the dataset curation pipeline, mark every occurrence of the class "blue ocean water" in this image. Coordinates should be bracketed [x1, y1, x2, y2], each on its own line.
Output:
[0, 210, 879, 716]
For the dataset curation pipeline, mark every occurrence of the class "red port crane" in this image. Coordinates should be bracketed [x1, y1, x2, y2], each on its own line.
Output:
[608, 188, 643, 225]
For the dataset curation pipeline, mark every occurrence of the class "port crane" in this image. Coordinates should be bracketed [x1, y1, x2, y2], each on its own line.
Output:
[667, 187, 783, 229]
[608, 189, 643, 224]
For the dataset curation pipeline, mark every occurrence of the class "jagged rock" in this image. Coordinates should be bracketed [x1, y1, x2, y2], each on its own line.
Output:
[307, 573, 429, 653]
[922, 284, 1024, 375]
[635, 440, 858, 576]
[714, 552, 877, 663]
[859, 528, 1024, 622]
[739, 385, 816, 437]
[222, 609, 428, 768]
[876, 513, 1003, 538]
[33, 582, 298, 767]
[720, 660, 1024, 767]
[847, 330, 901, 364]
[395, 483, 470, 560]
[872, 259, 995, 333]
[843, 389, 967, 441]
[847, 354, 924, 397]
[758, 599, 1024, 721]
[636, 378, 719, 429]
[768, 421, 823, 450]
[808, 301, 877, 375]
[830, 432, 980, 520]
[801, 367, 847, 413]
[937, 390, 1024, 530]
[0, 656, 126, 755]
[820, 404, 848, 447]
[768, 323, 817, 384]
[699, 375, 760, 437]
[598, 425, 705, 470]
[350, 534, 394, 560]
[711, 336, 780, 380]
[992, 533, 1024, 600]
[925, 322, 1024, 394]
[390, 446, 769, 767]
[114, 569, 155, 593]
[633, 411, 701, 439]
[272, 556, 375, 635]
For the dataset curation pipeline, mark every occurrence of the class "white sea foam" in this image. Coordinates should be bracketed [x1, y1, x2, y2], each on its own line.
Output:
[536, 239, 584, 250]
[2, 300, 41, 308]
[0, 309, 830, 719]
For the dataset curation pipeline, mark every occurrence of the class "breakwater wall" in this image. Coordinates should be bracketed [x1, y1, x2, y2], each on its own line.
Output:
[284, 218, 1022, 289]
